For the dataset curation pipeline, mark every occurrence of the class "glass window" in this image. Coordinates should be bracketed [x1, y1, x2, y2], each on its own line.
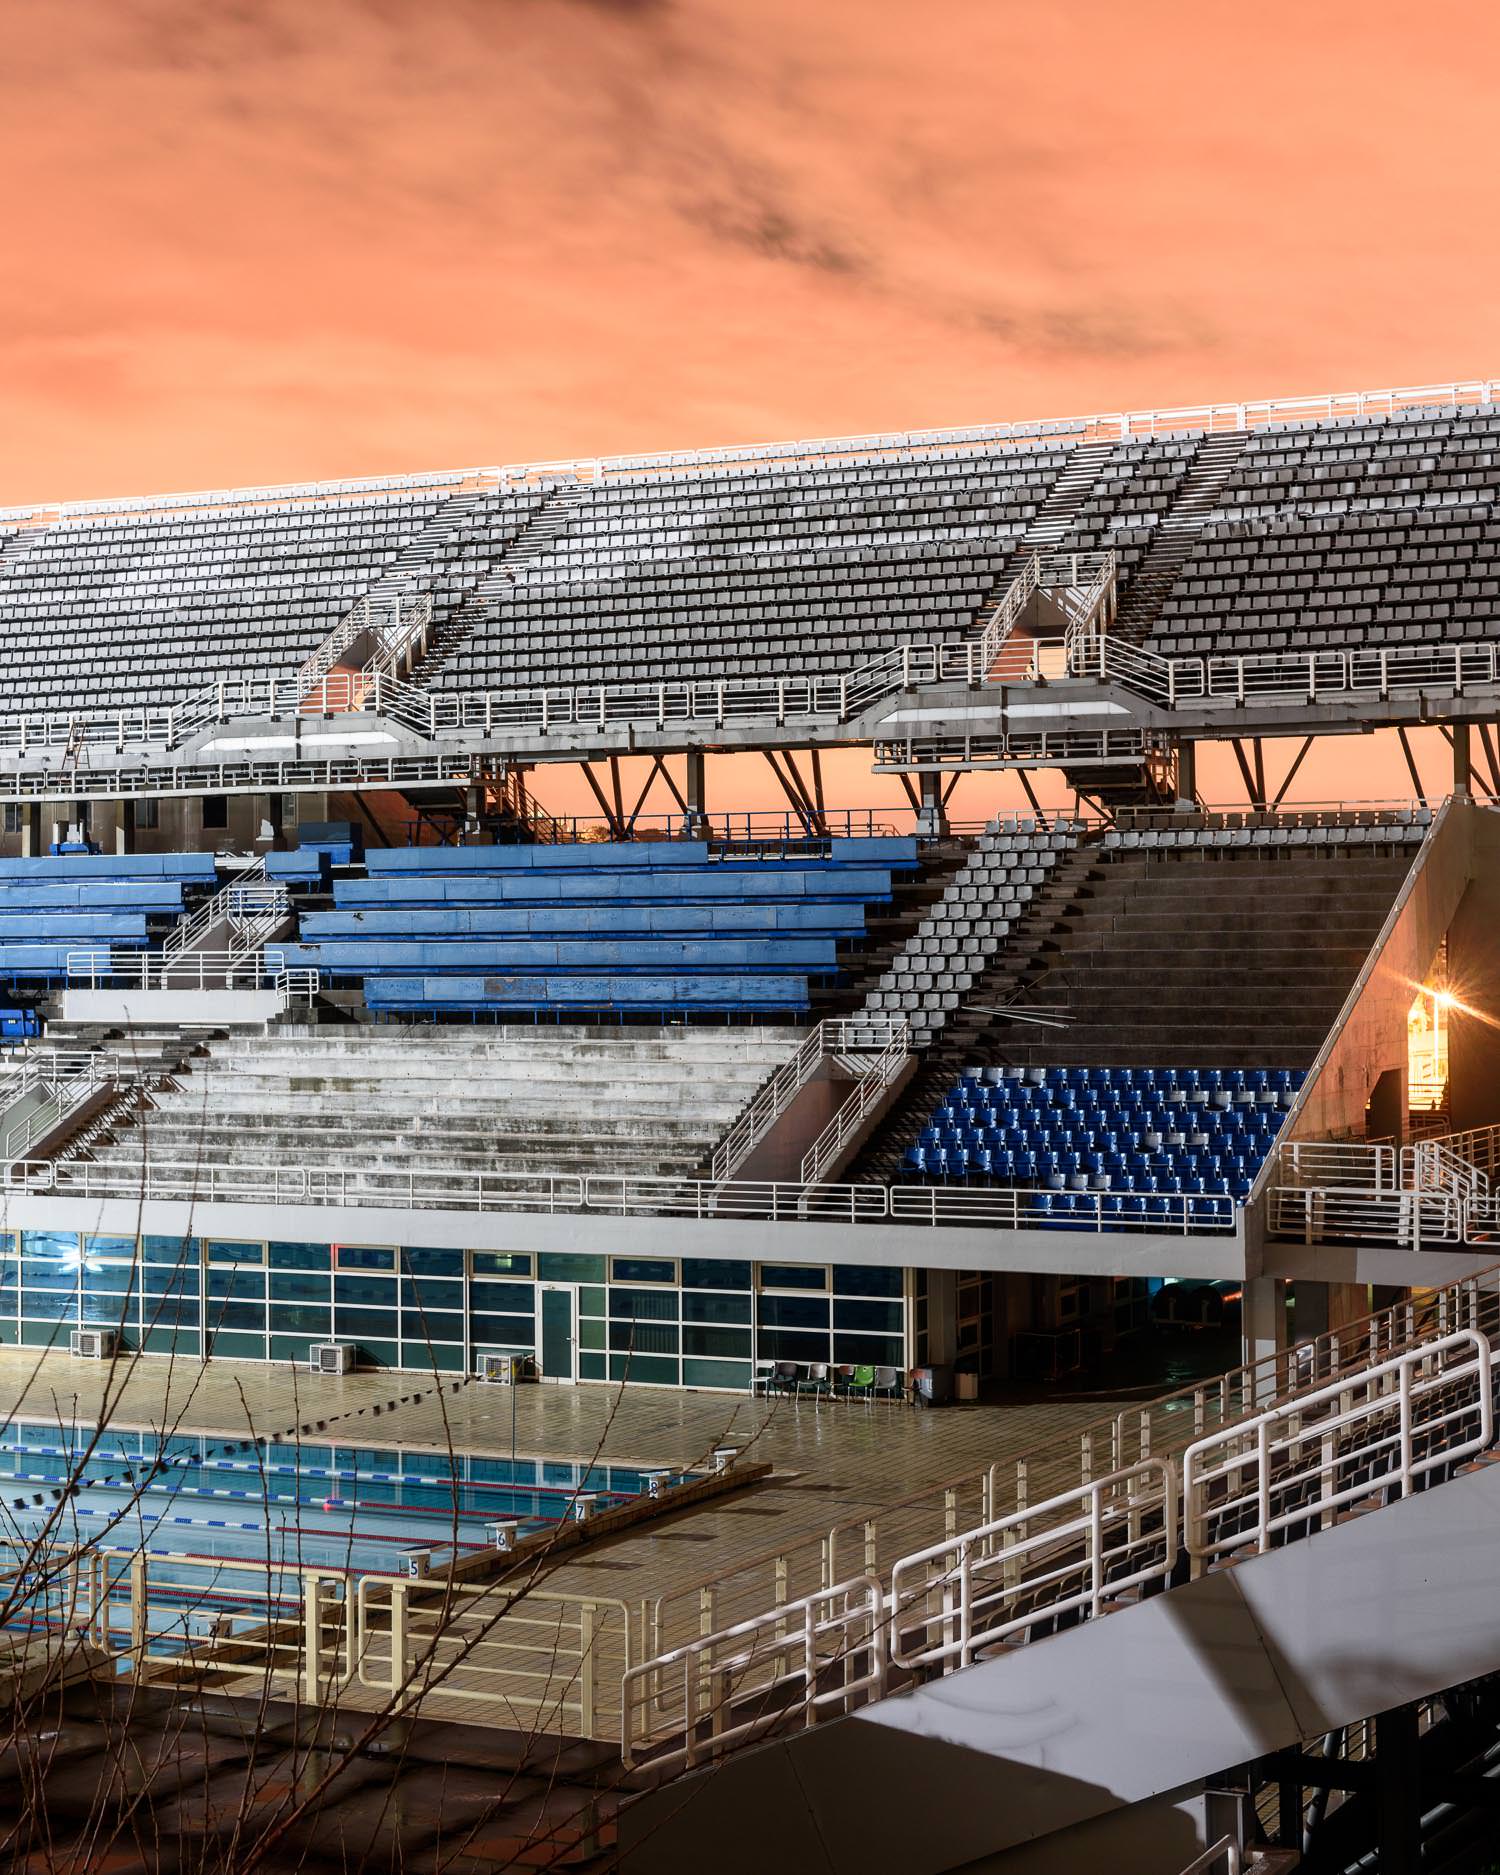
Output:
[683, 1291, 752, 1325]
[610, 1321, 678, 1356]
[757, 1294, 829, 1331]
[400, 1314, 462, 1344]
[334, 1274, 397, 1307]
[470, 1280, 533, 1312]
[609, 1257, 677, 1285]
[143, 1235, 198, 1264]
[759, 1264, 828, 1292]
[22, 1231, 79, 1261]
[206, 1269, 265, 1301]
[335, 1245, 396, 1272]
[206, 1240, 263, 1266]
[609, 1287, 677, 1322]
[470, 1314, 535, 1345]
[206, 1301, 266, 1332]
[399, 1277, 462, 1313]
[135, 797, 160, 830]
[683, 1324, 752, 1359]
[537, 1252, 605, 1283]
[833, 1299, 903, 1335]
[471, 1252, 532, 1277]
[269, 1242, 331, 1270]
[267, 1304, 331, 1335]
[683, 1257, 752, 1291]
[269, 1271, 332, 1304]
[399, 1246, 464, 1277]
[834, 1265, 905, 1299]
[82, 1235, 137, 1262]
[335, 1306, 400, 1339]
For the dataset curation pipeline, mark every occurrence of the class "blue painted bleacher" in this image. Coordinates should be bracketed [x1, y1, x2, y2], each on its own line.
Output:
[288, 838, 919, 1015]
[0, 853, 215, 983]
[902, 1066, 1306, 1226]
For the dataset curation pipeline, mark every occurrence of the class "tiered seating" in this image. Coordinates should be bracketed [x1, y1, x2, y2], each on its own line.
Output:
[432, 447, 1072, 693]
[78, 1025, 802, 1188]
[1134, 409, 1500, 660]
[0, 405, 1494, 722]
[284, 838, 918, 1016]
[0, 491, 449, 719]
[0, 853, 216, 983]
[862, 817, 1079, 1045]
[902, 1065, 1304, 1221]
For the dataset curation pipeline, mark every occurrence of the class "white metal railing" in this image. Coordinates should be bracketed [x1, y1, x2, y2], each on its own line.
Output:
[351, 1576, 635, 1741]
[0, 1156, 1242, 1235]
[885, 1461, 1175, 1674]
[8, 591, 1500, 776]
[709, 1018, 908, 1183]
[160, 856, 290, 962]
[1181, 1330, 1493, 1574]
[1076, 632, 1500, 715]
[1268, 1123, 1500, 1248]
[799, 1022, 913, 1184]
[629, 1316, 1500, 1771]
[621, 1575, 884, 1773]
[66, 946, 290, 991]
[1, 1050, 151, 1162]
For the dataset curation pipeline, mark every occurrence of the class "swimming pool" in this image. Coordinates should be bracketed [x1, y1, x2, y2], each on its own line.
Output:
[0, 1420, 683, 1657]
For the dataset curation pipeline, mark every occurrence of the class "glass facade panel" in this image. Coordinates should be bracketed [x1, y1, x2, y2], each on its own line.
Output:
[0, 1230, 910, 1394]
[682, 1258, 752, 1290]
[610, 1258, 676, 1285]
[760, 1265, 828, 1291]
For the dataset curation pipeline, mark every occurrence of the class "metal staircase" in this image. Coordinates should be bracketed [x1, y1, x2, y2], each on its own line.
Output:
[159, 857, 291, 964]
[406, 479, 587, 689]
[1111, 430, 1248, 643]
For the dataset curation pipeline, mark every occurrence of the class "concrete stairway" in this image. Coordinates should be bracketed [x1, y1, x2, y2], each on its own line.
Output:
[75, 1023, 803, 1187]
[857, 835, 1413, 1178]
[1112, 431, 1249, 644]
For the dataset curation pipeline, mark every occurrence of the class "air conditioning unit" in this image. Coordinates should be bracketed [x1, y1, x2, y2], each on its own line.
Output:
[69, 1328, 117, 1360]
[310, 1342, 355, 1376]
[477, 1352, 521, 1383]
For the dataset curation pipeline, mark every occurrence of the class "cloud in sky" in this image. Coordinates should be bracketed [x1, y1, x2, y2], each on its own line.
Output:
[0, 0, 1487, 812]
[1, 0, 1494, 504]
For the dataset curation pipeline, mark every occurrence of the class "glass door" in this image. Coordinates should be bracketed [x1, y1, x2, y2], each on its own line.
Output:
[539, 1284, 577, 1383]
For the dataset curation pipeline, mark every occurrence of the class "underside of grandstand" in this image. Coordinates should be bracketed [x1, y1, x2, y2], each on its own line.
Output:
[5, 380, 1500, 1873]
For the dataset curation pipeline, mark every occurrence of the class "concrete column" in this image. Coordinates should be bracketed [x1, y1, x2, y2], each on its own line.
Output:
[681, 750, 708, 838]
[1288, 1279, 1329, 1345]
[93, 800, 135, 856]
[18, 804, 42, 858]
[1242, 1276, 1287, 1400]
[1174, 739, 1197, 809]
[915, 771, 948, 838]
[922, 1267, 959, 1365]
[1453, 720, 1471, 798]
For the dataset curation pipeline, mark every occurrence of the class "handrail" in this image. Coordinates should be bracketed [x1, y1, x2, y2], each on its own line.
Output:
[798, 1021, 912, 1184]
[709, 1018, 906, 1182]
[66, 946, 289, 991]
[0, 1156, 1244, 1235]
[160, 856, 289, 961]
[632, 1317, 1500, 1770]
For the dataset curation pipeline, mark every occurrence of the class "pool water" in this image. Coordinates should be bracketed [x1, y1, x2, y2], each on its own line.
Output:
[0, 1421, 681, 1651]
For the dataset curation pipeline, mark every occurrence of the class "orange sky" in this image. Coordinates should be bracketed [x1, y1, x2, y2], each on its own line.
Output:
[0, 0, 1492, 818]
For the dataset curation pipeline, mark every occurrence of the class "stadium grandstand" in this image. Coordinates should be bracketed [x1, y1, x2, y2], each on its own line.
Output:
[6, 379, 1500, 1873]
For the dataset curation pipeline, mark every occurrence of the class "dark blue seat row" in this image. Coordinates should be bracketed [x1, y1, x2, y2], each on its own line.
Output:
[285, 937, 840, 975]
[365, 973, 812, 1013]
[0, 853, 211, 986]
[299, 837, 909, 1016]
[0, 854, 216, 882]
[362, 837, 918, 875]
[902, 1066, 1308, 1217]
[332, 866, 899, 908]
[298, 903, 869, 939]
